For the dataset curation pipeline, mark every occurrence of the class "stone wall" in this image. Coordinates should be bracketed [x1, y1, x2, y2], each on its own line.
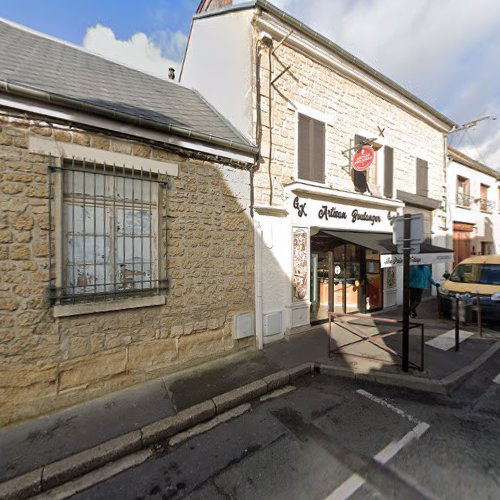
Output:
[252, 33, 446, 210]
[0, 111, 255, 426]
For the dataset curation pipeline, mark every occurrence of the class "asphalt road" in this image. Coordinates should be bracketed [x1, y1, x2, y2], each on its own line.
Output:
[71, 351, 500, 500]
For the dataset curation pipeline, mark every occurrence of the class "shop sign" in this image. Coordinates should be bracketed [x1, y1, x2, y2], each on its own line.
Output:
[292, 196, 394, 232]
[380, 252, 454, 269]
[352, 145, 375, 172]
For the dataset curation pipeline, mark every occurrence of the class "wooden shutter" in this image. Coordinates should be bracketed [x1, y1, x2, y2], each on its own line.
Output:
[298, 114, 311, 181]
[352, 135, 368, 193]
[298, 113, 325, 183]
[384, 146, 394, 198]
[416, 158, 428, 196]
[312, 119, 325, 183]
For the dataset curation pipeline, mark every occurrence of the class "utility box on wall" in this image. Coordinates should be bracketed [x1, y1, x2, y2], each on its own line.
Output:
[233, 312, 254, 339]
[263, 311, 282, 337]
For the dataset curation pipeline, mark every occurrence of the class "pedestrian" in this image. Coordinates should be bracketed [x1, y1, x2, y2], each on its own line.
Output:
[409, 264, 440, 318]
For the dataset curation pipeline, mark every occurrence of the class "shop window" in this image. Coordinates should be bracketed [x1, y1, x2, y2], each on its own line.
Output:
[416, 158, 428, 197]
[297, 113, 325, 184]
[456, 176, 471, 207]
[50, 159, 168, 303]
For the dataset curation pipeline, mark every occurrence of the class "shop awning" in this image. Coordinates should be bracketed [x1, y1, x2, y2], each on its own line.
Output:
[321, 230, 453, 268]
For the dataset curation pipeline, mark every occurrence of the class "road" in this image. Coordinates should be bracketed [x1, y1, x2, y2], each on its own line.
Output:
[70, 351, 500, 500]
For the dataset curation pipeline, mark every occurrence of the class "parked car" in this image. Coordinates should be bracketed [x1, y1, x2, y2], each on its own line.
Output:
[439, 255, 500, 323]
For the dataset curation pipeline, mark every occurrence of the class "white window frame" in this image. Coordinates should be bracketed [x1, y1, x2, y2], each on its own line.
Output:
[290, 101, 332, 187]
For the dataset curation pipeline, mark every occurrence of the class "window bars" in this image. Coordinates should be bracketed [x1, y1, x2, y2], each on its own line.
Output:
[48, 157, 168, 304]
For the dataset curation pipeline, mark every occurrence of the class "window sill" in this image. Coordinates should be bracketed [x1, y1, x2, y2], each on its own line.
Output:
[53, 295, 166, 318]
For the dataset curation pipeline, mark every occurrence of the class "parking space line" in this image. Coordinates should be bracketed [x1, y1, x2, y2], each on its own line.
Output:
[324, 422, 430, 500]
[425, 329, 474, 350]
[324, 391, 430, 500]
[356, 389, 421, 424]
[493, 372, 500, 384]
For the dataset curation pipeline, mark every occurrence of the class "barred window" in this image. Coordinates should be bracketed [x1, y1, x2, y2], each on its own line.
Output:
[51, 159, 167, 302]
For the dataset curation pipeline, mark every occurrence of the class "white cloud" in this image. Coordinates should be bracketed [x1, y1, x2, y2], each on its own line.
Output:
[82, 24, 186, 80]
[269, 0, 500, 169]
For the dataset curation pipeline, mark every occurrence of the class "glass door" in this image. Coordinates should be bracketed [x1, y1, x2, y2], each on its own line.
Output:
[345, 244, 361, 313]
[366, 249, 382, 311]
[310, 251, 331, 322]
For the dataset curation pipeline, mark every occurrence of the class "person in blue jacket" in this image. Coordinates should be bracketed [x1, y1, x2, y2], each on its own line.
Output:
[409, 264, 440, 318]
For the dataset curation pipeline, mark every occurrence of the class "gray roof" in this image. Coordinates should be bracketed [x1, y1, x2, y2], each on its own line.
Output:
[194, 0, 456, 130]
[0, 19, 257, 156]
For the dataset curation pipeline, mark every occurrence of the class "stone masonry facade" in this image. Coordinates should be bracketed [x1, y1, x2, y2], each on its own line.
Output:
[0, 111, 255, 426]
[252, 28, 446, 215]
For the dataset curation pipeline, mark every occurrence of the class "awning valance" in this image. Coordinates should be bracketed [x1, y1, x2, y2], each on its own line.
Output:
[320, 230, 453, 268]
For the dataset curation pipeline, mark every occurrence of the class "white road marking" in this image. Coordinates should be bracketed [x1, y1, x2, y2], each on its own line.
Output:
[356, 389, 421, 424]
[493, 372, 500, 384]
[425, 329, 474, 351]
[324, 423, 430, 500]
[324, 390, 430, 500]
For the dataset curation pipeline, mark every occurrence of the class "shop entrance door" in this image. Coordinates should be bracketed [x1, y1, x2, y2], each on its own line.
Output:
[333, 244, 362, 313]
[310, 235, 383, 323]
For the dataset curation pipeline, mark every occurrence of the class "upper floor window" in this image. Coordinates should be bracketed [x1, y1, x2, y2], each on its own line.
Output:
[416, 158, 428, 197]
[480, 183, 492, 212]
[50, 159, 168, 303]
[297, 113, 325, 184]
[456, 176, 471, 208]
[351, 135, 394, 198]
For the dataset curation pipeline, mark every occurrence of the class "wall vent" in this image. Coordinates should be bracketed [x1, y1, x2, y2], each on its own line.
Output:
[263, 311, 282, 337]
[233, 312, 254, 339]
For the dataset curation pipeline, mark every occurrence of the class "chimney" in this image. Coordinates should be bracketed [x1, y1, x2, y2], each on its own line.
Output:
[196, 0, 232, 14]
[168, 67, 176, 81]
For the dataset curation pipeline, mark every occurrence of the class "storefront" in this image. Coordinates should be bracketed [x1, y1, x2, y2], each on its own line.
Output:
[289, 187, 453, 327]
[289, 187, 402, 326]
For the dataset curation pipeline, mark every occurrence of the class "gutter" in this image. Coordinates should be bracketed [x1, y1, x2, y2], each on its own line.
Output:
[0, 80, 259, 158]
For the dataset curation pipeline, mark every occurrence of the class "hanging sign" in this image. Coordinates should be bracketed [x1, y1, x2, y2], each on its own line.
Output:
[352, 145, 375, 172]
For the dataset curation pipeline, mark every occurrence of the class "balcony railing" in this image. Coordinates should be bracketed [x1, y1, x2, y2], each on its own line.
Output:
[456, 192, 472, 208]
[480, 199, 496, 213]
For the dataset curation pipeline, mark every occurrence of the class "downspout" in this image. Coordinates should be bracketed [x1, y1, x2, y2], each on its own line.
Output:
[254, 219, 264, 350]
[253, 18, 264, 349]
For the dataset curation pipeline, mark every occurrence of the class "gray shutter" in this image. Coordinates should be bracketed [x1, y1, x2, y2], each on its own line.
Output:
[416, 158, 428, 196]
[384, 146, 394, 198]
[352, 135, 368, 193]
[298, 113, 325, 183]
[298, 114, 311, 181]
[312, 119, 325, 183]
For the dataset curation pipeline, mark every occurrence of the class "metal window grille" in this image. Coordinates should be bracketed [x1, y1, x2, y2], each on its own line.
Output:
[49, 158, 168, 303]
[456, 192, 472, 208]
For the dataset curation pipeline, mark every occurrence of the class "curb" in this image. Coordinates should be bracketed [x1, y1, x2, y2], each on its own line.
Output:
[315, 339, 500, 395]
[0, 363, 314, 500]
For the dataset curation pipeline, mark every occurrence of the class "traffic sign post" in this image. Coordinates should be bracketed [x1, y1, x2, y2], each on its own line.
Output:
[402, 214, 411, 372]
[392, 213, 425, 372]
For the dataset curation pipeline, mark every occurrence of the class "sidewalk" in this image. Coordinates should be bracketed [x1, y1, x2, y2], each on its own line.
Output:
[1, 297, 499, 493]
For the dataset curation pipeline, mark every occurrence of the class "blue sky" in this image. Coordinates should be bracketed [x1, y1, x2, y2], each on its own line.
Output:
[1, 0, 499, 167]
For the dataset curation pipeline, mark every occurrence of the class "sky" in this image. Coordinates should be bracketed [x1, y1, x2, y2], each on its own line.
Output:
[1, 0, 499, 168]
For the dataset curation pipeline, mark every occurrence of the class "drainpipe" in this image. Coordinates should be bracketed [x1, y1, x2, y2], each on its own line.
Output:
[254, 219, 264, 349]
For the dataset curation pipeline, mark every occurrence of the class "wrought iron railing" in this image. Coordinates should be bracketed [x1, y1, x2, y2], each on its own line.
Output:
[456, 192, 472, 208]
[48, 157, 168, 304]
[479, 199, 495, 213]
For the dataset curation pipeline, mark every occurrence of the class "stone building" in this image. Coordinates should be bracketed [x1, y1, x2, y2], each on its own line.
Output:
[447, 147, 500, 266]
[181, 0, 455, 345]
[0, 19, 258, 426]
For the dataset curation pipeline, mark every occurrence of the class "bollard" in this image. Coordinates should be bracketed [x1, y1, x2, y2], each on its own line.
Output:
[476, 291, 483, 337]
[455, 294, 460, 352]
